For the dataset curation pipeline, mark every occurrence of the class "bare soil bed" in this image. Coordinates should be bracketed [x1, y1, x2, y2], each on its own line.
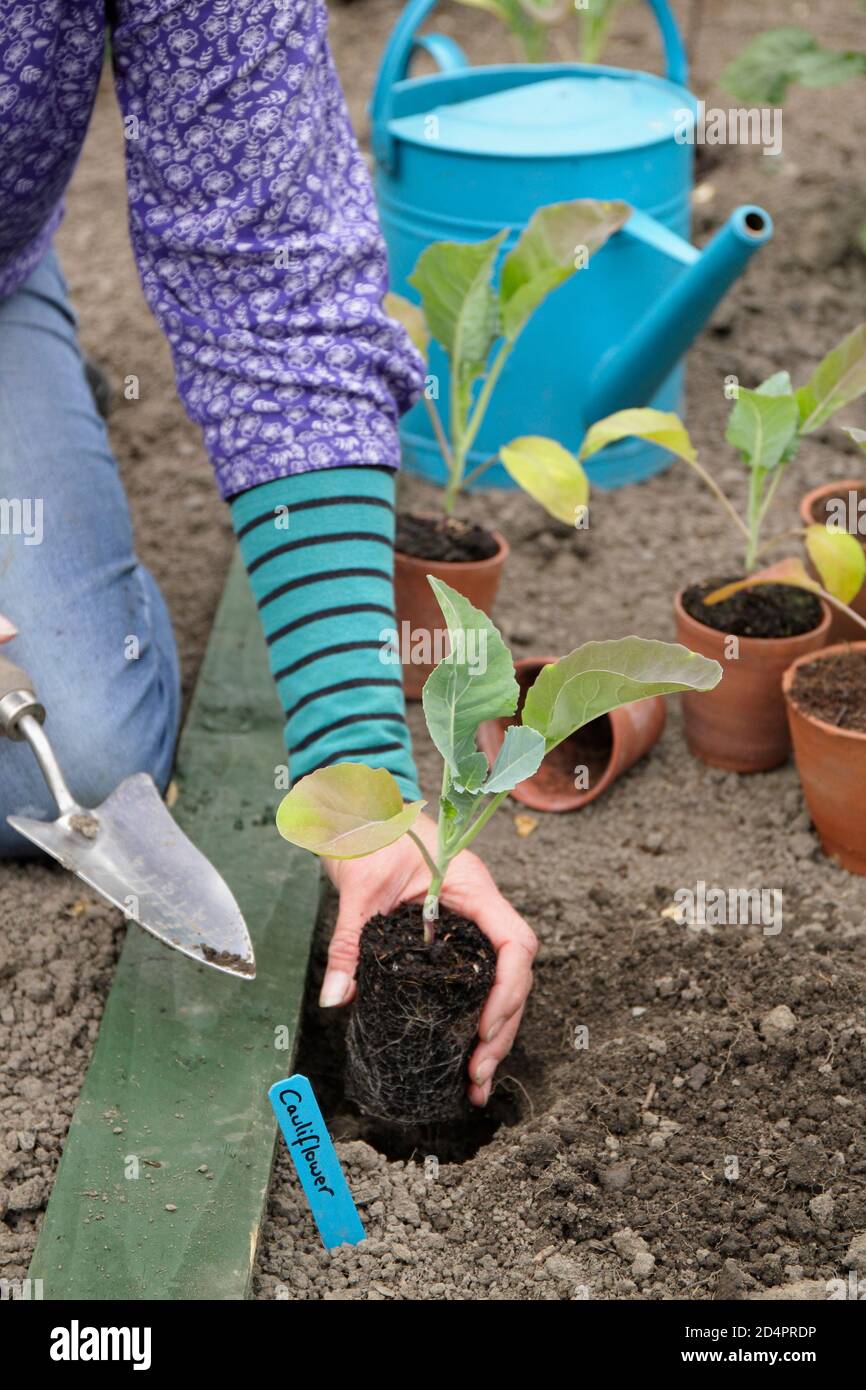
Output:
[2, 0, 865, 1301]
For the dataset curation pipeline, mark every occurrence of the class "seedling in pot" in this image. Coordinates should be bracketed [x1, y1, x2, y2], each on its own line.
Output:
[451, 0, 634, 66]
[578, 324, 866, 627]
[276, 579, 721, 1123]
[784, 644, 866, 876]
[387, 198, 634, 524]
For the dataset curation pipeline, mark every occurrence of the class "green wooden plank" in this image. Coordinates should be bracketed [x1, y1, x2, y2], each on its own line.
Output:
[29, 555, 320, 1300]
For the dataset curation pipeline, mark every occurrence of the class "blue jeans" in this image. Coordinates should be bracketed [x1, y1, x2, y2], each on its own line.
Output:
[0, 249, 180, 857]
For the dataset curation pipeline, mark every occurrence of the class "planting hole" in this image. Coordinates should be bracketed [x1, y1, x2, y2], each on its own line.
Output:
[336, 1090, 523, 1164]
[294, 920, 525, 1163]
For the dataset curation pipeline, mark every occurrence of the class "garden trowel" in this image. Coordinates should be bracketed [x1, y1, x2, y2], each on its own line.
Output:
[0, 654, 255, 979]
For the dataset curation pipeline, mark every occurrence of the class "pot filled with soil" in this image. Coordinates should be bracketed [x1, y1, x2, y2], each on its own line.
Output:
[345, 904, 496, 1124]
[783, 643, 866, 875]
[675, 580, 831, 772]
[799, 479, 866, 643]
[476, 656, 666, 811]
[394, 512, 508, 699]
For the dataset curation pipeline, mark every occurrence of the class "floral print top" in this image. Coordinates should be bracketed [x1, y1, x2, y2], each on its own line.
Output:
[0, 1, 424, 496]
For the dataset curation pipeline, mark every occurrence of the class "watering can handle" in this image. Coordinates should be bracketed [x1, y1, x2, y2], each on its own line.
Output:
[371, 0, 689, 170]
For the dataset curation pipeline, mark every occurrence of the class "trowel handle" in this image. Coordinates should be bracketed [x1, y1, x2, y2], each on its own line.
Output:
[0, 653, 46, 741]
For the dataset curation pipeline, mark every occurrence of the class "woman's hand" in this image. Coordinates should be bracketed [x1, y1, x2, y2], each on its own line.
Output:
[322, 812, 537, 1106]
[0, 613, 17, 644]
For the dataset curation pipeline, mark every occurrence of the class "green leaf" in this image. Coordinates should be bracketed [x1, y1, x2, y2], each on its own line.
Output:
[499, 436, 589, 525]
[796, 324, 866, 433]
[755, 370, 794, 397]
[276, 765, 425, 860]
[725, 383, 800, 473]
[721, 27, 827, 105]
[795, 48, 866, 90]
[422, 578, 518, 786]
[483, 724, 547, 794]
[442, 783, 483, 822]
[499, 200, 630, 341]
[451, 0, 552, 61]
[384, 292, 429, 362]
[580, 408, 697, 465]
[805, 523, 866, 604]
[408, 232, 506, 425]
[522, 637, 722, 751]
[843, 425, 866, 452]
[455, 751, 489, 793]
[578, 0, 630, 64]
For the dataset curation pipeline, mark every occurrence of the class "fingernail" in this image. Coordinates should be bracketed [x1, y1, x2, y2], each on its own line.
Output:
[485, 1019, 504, 1043]
[0, 616, 18, 638]
[479, 1081, 492, 1106]
[319, 970, 353, 1008]
[474, 1057, 496, 1086]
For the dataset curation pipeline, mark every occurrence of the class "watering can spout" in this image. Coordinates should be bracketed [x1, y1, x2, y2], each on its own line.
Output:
[585, 205, 773, 424]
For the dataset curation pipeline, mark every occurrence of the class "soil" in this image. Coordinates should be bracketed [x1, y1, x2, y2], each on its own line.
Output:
[683, 579, 824, 639]
[68, 814, 100, 840]
[199, 947, 256, 977]
[346, 905, 497, 1125]
[4, 0, 866, 1303]
[791, 650, 866, 734]
[395, 510, 500, 564]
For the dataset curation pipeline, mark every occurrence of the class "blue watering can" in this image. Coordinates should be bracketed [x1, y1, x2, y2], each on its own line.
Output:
[371, 0, 773, 489]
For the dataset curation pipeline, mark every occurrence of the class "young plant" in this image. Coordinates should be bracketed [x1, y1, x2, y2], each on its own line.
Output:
[276, 579, 722, 944]
[576, 0, 634, 64]
[451, 0, 633, 65]
[722, 19, 866, 108]
[578, 325, 866, 622]
[722, 11, 866, 254]
[386, 198, 631, 520]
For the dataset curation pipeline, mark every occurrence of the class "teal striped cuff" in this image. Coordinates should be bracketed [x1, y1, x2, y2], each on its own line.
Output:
[230, 468, 421, 802]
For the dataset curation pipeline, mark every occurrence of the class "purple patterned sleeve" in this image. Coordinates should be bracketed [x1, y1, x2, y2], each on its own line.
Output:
[110, 0, 424, 498]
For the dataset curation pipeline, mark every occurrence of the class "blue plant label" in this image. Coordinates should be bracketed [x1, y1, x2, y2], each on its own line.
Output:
[268, 1074, 365, 1251]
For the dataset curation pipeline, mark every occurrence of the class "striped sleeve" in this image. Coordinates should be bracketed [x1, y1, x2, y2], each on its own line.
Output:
[229, 467, 422, 802]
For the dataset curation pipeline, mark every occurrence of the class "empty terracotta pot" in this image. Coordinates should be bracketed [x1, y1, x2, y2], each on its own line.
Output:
[799, 478, 866, 643]
[783, 642, 866, 875]
[476, 656, 667, 812]
[674, 589, 831, 773]
[394, 524, 509, 699]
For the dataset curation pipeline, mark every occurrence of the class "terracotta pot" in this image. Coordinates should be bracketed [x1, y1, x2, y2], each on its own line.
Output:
[476, 656, 667, 812]
[799, 478, 866, 643]
[674, 589, 831, 773]
[783, 642, 866, 875]
[394, 524, 509, 699]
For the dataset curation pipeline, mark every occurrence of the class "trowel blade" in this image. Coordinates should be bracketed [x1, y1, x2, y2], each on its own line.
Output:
[7, 772, 255, 979]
